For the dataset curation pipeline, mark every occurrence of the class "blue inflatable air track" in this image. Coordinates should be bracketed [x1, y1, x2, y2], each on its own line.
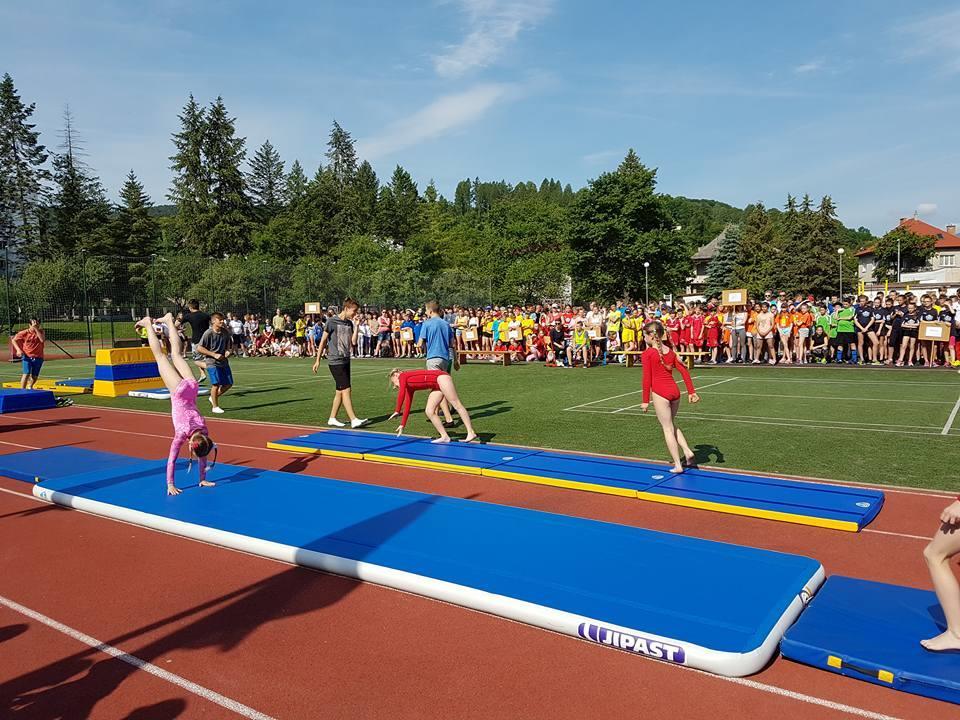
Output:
[0, 447, 145, 483]
[782, 575, 960, 705]
[94, 362, 160, 381]
[20, 447, 824, 677]
[56, 378, 95, 388]
[0, 388, 56, 413]
[267, 430, 884, 531]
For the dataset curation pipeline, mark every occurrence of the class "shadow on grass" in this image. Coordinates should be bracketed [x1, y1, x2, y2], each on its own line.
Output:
[693, 444, 724, 465]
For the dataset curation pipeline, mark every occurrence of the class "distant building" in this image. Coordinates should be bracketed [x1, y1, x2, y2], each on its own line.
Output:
[684, 225, 730, 301]
[856, 217, 960, 290]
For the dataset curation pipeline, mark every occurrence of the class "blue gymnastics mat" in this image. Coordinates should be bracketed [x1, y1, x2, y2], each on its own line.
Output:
[0, 447, 145, 484]
[267, 430, 884, 531]
[94, 362, 160, 382]
[782, 575, 960, 705]
[0, 388, 56, 413]
[24, 446, 824, 677]
[127, 387, 210, 399]
[56, 378, 95, 389]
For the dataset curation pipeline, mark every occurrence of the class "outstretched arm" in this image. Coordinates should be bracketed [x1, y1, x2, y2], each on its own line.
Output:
[167, 435, 185, 494]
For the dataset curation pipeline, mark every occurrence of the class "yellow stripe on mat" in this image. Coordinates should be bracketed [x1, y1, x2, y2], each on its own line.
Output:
[266, 442, 323, 455]
[481, 468, 638, 498]
[634, 491, 859, 532]
[362, 454, 483, 476]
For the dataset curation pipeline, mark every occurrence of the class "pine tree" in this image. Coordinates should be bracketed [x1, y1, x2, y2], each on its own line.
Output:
[703, 224, 741, 298]
[326, 120, 358, 187]
[247, 139, 284, 219]
[284, 160, 308, 205]
[377, 165, 420, 245]
[731, 203, 775, 295]
[202, 97, 253, 255]
[168, 94, 211, 248]
[0, 73, 49, 262]
[354, 160, 379, 233]
[453, 179, 472, 215]
[111, 170, 159, 257]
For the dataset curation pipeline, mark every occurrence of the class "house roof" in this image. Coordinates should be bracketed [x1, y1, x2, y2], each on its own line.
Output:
[855, 217, 960, 257]
[692, 224, 733, 261]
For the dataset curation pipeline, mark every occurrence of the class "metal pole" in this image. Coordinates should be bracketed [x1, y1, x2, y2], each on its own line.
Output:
[3, 238, 11, 336]
[150, 254, 157, 313]
[643, 261, 650, 306]
[81, 250, 91, 356]
[896, 238, 901, 283]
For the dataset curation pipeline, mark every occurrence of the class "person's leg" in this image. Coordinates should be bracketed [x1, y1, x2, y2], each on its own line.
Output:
[652, 393, 683, 473]
[138, 318, 183, 393]
[440, 397, 454, 424]
[670, 397, 695, 464]
[339, 388, 361, 422]
[161, 314, 194, 380]
[437, 375, 476, 441]
[425, 390, 451, 442]
[19, 372, 29, 389]
[329, 389, 343, 421]
[210, 384, 221, 408]
[922, 524, 960, 650]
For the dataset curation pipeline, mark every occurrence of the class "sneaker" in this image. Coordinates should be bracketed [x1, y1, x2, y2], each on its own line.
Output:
[351, 418, 369, 428]
[211, 406, 225, 414]
[328, 417, 346, 427]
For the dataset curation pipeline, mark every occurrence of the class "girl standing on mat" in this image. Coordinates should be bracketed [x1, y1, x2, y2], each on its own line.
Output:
[922, 498, 960, 651]
[639, 321, 700, 474]
[136, 313, 216, 496]
[387, 368, 478, 444]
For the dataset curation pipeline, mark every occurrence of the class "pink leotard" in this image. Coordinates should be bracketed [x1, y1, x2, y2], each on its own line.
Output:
[168, 378, 208, 486]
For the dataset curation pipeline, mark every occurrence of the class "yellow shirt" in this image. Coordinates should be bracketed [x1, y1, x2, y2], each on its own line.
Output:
[521, 317, 535, 336]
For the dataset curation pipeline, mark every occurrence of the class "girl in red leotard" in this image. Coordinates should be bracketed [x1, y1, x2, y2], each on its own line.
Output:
[388, 368, 478, 443]
[640, 321, 701, 473]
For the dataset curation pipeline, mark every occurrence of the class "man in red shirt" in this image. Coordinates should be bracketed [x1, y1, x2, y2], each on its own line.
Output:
[12, 319, 46, 389]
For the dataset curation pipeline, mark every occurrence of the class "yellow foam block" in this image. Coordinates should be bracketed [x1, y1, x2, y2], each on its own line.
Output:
[362, 453, 484, 476]
[482, 468, 638, 498]
[93, 377, 162, 398]
[633, 490, 859, 532]
[95, 347, 154, 366]
[2, 380, 89, 394]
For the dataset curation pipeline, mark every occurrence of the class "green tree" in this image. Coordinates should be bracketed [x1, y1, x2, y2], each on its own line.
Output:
[453, 179, 472, 215]
[284, 160, 308, 205]
[111, 170, 160, 257]
[247, 140, 284, 220]
[568, 149, 687, 301]
[871, 226, 937, 282]
[731, 203, 775, 295]
[168, 94, 212, 248]
[326, 120, 358, 187]
[354, 160, 379, 233]
[202, 97, 253, 255]
[703, 224, 741, 298]
[377, 165, 420, 245]
[0, 73, 49, 260]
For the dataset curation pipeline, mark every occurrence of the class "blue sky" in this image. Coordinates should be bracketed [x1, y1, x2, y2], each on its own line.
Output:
[3, 0, 959, 235]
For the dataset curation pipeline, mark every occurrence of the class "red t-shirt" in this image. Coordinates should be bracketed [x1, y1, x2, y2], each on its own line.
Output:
[14, 329, 44, 358]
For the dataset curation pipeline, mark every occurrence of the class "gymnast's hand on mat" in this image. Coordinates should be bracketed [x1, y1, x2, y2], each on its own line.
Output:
[640, 403, 649, 413]
[940, 500, 960, 525]
[688, 393, 701, 404]
[396, 424, 405, 436]
[167, 483, 181, 496]
[388, 412, 400, 421]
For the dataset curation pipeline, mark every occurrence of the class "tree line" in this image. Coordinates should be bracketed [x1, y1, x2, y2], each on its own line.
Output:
[1, 71, 919, 318]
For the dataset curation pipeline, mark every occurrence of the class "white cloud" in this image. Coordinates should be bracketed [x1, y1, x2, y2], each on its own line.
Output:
[357, 83, 514, 160]
[901, 9, 960, 73]
[433, 0, 553, 78]
[793, 60, 824, 74]
[917, 202, 938, 215]
[582, 149, 623, 165]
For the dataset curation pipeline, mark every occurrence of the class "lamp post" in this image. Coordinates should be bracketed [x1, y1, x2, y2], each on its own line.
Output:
[643, 261, 650, 306]
[80, 249, 91, 356]
[837, 248, 845, 298]
[896, 237, 901, 284]
[261, 260, 268, 316]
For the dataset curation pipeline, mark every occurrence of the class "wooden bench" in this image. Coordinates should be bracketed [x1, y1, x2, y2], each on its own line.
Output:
[457, 350, 512, 367]
[676, 351, 709, 370]
[609, 350, 645, 368]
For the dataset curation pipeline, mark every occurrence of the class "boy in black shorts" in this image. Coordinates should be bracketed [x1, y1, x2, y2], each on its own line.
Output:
[312, 298, 368, 428]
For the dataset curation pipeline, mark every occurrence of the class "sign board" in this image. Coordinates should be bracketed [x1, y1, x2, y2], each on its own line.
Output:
[464, 328, 478, 342]
[400, 327, 414, 342]
[722, 289, 748, 306]
[919, 321, 951, 342]
[304, 302, 322, 314]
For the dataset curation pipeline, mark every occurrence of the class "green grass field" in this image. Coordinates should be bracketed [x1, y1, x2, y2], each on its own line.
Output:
[4, 356, 958, 490]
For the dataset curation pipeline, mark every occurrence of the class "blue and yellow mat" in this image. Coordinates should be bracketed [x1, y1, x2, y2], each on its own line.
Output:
[2, 447, 823, 677]
[267, 430, 884, 532]
[782, 575, 960, 705]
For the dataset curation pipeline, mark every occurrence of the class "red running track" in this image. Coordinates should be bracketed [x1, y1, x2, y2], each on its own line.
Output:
[0, 405, 955, 720]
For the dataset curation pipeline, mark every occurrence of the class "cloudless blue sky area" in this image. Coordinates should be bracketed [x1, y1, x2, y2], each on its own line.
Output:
[3, 0, 958, 235]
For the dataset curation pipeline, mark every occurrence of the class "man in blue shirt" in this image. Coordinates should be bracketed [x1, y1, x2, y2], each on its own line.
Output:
[420, 300, 459, 426]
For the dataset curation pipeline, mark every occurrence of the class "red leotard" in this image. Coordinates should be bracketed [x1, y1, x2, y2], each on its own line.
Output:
[394, 369, 448, 426]
[641, 346, 696, 403]
[678, 315, 692, 345]
[689, 314, 705, 347]
[704, 314, 720, 348]
[665, 316, 681, 348]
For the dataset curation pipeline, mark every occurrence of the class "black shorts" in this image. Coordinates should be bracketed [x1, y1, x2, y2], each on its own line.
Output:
[902, 327, 919, 339]
[329, 362, 351, 390]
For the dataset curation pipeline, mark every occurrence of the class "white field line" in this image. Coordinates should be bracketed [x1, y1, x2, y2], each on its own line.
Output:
[614, 377, 739, 413]
[942, 394, 960, 435]
[720, 377, 960, 387]
[573, 411, 945, 432]
[701, 391, 955, 405]
[0, 594, 276, 720]
[568, 406, 960, 438]
[0, 487, 903, 720]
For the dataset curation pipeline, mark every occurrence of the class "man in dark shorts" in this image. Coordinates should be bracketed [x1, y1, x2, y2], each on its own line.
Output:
[181, 299, 211, 382]
[312, 298, 368, 428]
[196, 312, 233, 414]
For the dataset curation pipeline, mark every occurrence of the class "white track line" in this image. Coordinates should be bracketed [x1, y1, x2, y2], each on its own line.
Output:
[0, 487, 903, 719]
[702, 391, 954, 405]
[0, 594, 276, 720]
[864, 528, 931, 542]
[614, 377, 738, 413]
[942, 394, 960, 435]
[723, 377, 960, 387]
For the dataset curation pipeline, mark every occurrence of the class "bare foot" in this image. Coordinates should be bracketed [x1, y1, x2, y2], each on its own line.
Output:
[682, 452, 697, 467]
[167, 484, 181, 496]
[431, 436, 452, 444]
[199, 480, 216, 488]
[160, 312, 176, 329]
[136, 316, 153, 330]
[463, 433, 478, 443]
[669, 465, 684, 474]
[921, 630, 960, 652]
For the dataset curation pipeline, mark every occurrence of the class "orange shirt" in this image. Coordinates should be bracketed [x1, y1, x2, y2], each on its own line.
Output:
[746, 310, 757, 334]
[13, 328, 44, 358]
[793, 311, 813, 331]
[776, 312, 793, 329]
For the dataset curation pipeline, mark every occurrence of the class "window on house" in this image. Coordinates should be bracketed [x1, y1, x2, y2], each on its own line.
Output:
[941, 254, 956, 267]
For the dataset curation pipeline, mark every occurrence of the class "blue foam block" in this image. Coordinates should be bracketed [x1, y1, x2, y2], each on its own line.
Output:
[271, 429, 416, 455]
[55, 378, 95, 388]
[0, 447, 146, 484]
[367, 438, 538, 470]
[94, 362, 160, 381]
[782, 575, 960, 705]
[488, 450, 666, 492]
[28, 448, 823, 674]
[0, 388, 56, 413]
